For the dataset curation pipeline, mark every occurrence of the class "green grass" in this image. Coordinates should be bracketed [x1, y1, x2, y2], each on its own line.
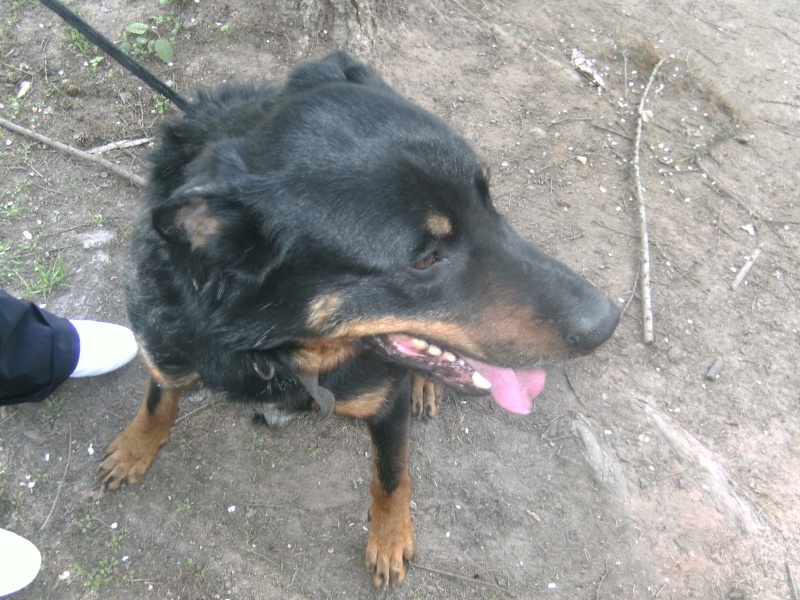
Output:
[40, 395, 65, 425]
[65, 27, 96, 58]
[167, 497, 194, 528]
[22, 251, 68, 299]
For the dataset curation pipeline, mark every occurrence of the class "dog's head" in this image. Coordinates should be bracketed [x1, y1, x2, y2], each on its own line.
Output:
[146, 52, 618, 414]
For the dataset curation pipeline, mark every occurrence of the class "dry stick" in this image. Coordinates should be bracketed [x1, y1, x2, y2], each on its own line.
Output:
[412, 563, 517, 598]
[620, 263, 641, 319]
[789, 561, 799, 600]
[40, 423, 72, 531]
[87, 137, 152, 155]
[596, 567, 610, 600]
[0, 116, 145, 187]
[174, 400, 217, 424]
[632, 57, 665, 344]
[731, 245, 763, 290]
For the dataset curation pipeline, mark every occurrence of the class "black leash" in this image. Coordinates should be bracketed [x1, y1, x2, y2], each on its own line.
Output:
[39, 0, 192, 113]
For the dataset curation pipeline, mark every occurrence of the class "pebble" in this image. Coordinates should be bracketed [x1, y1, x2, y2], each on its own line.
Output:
[530, 127, 547, 139]
[667, 345, 684, 362]
[23, 429, 45, 444]
[705, 357, 725, 381]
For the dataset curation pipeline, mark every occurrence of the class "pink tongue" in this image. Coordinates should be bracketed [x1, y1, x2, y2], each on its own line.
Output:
[467, 360, 546, 415]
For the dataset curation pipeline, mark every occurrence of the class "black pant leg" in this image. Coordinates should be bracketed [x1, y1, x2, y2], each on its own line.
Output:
[0, 291, 79, 405]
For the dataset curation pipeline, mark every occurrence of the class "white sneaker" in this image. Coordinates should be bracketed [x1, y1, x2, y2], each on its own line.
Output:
[69, 320, 138, 378]
[0, 529, 41, 597]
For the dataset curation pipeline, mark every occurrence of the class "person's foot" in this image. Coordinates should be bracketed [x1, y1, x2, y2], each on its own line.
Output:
[0, 529, 41, 597]
[69, 320, 138, 378]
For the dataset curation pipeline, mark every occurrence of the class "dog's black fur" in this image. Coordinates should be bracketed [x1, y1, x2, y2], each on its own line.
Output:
[39, 1, 619, 586]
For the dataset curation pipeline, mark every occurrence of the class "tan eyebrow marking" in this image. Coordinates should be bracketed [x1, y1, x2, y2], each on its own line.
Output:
[423, 212, 453, 237]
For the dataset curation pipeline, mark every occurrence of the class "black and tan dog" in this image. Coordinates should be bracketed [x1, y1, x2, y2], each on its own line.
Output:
[40, 0, 618, 586]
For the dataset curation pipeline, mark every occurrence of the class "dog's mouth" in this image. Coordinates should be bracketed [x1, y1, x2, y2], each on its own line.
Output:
[371, 333, 546, 415]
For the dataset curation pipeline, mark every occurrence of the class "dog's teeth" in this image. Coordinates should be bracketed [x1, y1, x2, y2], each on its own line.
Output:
[427, 345, 443, 356]
[411, 338, 429, 350]
[472, 371, 492, 390]
[442, 351, 457, 362]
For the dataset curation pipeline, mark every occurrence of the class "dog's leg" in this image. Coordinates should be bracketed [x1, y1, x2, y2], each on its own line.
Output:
[97, 377, 183, 490]
[410, 373, 443, 419]
[364, 375, 416, 587]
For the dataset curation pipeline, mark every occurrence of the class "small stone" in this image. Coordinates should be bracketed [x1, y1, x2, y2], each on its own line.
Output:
[667, 345, 684, 362]
[23, 429, 45, 444]
[705, 357, 725, 381]
[575, 155, 587, 165]
[530, 127, 547, 139]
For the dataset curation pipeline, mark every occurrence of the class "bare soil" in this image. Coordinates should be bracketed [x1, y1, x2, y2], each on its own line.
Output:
[1, 1, 798, 598]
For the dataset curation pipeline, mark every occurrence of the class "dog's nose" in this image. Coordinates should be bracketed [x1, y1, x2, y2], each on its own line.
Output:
[563, 295, 620, 355]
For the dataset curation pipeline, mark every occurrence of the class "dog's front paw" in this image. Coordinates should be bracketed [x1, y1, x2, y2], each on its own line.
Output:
[97, 424, 166, 490]
[410, 374, 443, 419]
[365, 482, 416, 587]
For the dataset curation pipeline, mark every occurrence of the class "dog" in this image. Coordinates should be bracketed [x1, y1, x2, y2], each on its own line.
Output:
[39, 0, 618, 587]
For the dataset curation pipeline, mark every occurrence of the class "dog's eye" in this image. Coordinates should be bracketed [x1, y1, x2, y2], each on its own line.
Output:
[413, 252, 439, 270]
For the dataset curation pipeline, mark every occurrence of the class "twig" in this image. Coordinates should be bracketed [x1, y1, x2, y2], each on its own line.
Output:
[731, 246, 763, 290]
[0, 116, 145, 187]
[620, 264, 641, 319]
[174, 401, 217, 424]
[412, 562, 517, 598]
[694, 158, 760, 219]
[596, 567, 609, 600]
[788, 561, 799, 600]
[563, 367, 585, 407]
[40, 423, 72, 531]
[0, 409, 19, 427]
[632, 57, 665, 344]
[245, 548, 280, 567]
[591, 122, 634, 141]
[87, 137, 152, 155]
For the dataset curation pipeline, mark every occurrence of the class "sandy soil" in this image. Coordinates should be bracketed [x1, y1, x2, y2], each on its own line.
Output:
[1, 0, 798, 598]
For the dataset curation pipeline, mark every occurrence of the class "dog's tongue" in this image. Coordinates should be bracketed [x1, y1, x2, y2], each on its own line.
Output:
[466, 360, 546, 415]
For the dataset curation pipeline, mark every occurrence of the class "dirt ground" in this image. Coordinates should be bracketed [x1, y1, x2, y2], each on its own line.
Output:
[1, 0, 798, 598]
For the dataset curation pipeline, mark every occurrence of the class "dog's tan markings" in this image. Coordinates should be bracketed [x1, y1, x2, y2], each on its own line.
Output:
[98, 377, 188, 490]
[476, 303, 568, 358]
[334, 382, 392, 419]
[423, 211, 453, 237]
[175, 200, 222, 250]
[365, 455, 415, 587]
[327, 314, 568, 365]
[480, 162, 491, 183]
[293, 339, 359, 374]
[143, 352, 200, 389]
[306, 292, 343, 331]
[410, 374, 443, 419]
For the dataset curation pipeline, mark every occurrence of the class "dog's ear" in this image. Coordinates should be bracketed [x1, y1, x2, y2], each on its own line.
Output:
[288, 51, 383, 90]
[152, 186, 225, 250]
[151, 138, 281, 268]
[151, 180, 280, 271]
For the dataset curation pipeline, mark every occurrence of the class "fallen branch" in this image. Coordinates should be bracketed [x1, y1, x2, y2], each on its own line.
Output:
[731, 245, 763, 289]
[632, 57, 665, 344]
[87, 137, 151, 155]
[0, 116, 145, 187]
